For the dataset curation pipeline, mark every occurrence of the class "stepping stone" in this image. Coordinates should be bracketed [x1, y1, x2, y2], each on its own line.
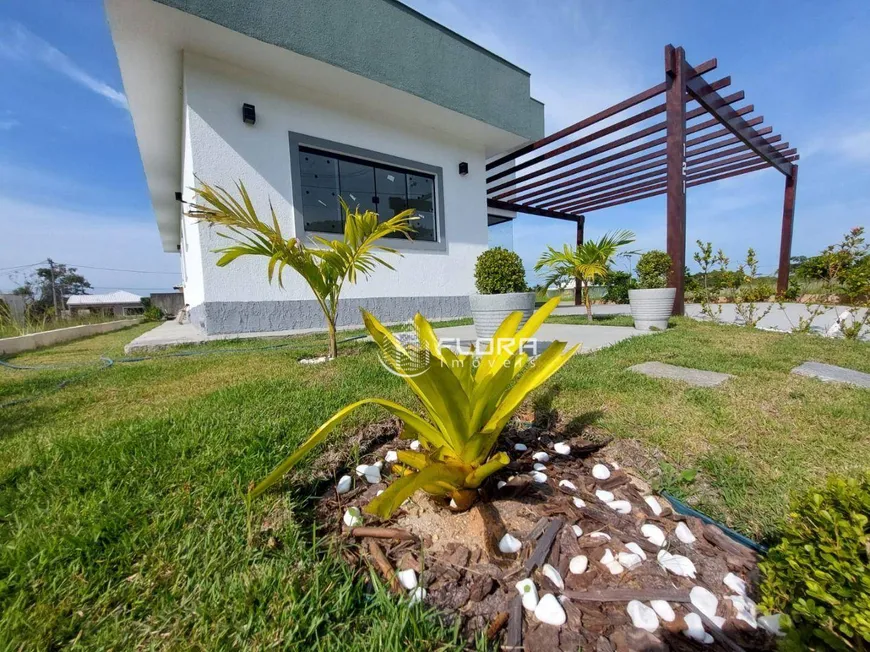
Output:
[791, 362, 870, 389]
[628, 362, 734, 387]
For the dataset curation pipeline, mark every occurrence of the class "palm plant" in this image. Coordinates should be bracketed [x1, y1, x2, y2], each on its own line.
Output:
[248, 297, 578, 517]
[535, 230, 636, 323]
[187, 180, 417, 359]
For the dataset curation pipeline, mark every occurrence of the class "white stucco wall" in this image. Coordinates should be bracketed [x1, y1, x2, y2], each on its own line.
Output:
[180, 94, 206, 308]
[181, 53, 490, 310]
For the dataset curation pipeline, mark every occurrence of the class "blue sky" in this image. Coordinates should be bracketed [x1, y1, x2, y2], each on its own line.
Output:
[1, 0, 868, 294]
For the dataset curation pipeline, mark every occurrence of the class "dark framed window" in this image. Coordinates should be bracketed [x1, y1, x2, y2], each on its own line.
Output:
[298, 146, 437, 242]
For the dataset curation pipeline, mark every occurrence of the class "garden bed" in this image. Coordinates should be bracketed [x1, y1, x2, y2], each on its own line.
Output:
[308, 421, 776, 651]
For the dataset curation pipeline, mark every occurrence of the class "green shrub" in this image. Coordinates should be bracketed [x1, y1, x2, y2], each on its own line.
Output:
[635, 250, 672, 289]
[760, 474, 870, 650]
[603, 270, 634, 303]
[474, 247, 529, 294]
[143, 305, 165, 322]
[783, 279, 801, 301]
[739, 282, 774, 303]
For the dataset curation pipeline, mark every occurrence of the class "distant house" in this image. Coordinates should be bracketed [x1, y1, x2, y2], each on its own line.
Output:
[105, 0, 543, 335]
[67, 291, 144, 317]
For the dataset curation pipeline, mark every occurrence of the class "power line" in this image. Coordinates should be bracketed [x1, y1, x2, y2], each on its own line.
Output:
[66, 264, 179, 275]
[0, 261, 46, 273]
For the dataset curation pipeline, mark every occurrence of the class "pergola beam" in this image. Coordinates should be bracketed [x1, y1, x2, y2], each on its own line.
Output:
[665, 45, 688, 315]
[485, 198, 582, 221]
[686, 68, 793, 177]
[777, 166, 799, 294]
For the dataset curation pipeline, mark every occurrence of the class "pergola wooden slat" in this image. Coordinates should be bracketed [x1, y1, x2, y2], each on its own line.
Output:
[486, 44, 799, 313]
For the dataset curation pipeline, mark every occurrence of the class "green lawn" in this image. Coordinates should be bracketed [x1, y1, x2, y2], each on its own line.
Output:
[1, 318, 868, 648]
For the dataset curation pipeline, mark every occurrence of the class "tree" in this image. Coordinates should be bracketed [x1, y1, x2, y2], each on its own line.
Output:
[187, 180, 416, 359]
[535, 230, 636, 323]
[13, 260, 91, 314]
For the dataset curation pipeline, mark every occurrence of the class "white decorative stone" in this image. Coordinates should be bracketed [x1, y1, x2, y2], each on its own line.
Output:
[758, 613, 785, 637]
[376, 489, 384, 496]
[533, 462, 547, 471]
[336, 475, 352, 494]
[571, 525, 583, 537]
[559, 479, 577, 491]
[355, 464, 382, 484]
[449, 498, 458, 509]
[683, 612, 714, 644]
[627, 600, 659, 633]
[723, 572, 747, 596]
[515, 578, 539, 611]
[542, 563, 564, 590]
[514, 443, 528, 452]
[641, 524, 666, 547]
[727, 594, 758, 628]
[385, 450, 398, 463]
[573, 497, 586, 509]
[607, 500, 632, 514]
[625, 542, 647, 560]
[617, 552, 643, 570]
[554, 442, 571, 455]
[595, 489, 615, 502]
[343, 507, 363, 527]
[531, 471, 548, 483]
[657, 550, 696, 578]
[569, 555, 588, 574]
[589, 531, 611, 542]
[600, 549, 625, 575]
[650, 600, 675, 622]
[499, 533, 522, 554]
[497, 480, 507, 490]
[644, 495, 663, 516]
[592, 463, 611, 480]
[397, 569, 418, 590]
[690, 586, 719, 621]
[534, 593, 567, 626]
[410, 440, 421, 451]
[532, 451, 550, 463]
[409, 586, 427, 604]
[675, 522, 696, 544]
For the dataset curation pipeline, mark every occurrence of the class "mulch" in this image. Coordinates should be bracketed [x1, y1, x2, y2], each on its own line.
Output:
[309, 422, 776, 651]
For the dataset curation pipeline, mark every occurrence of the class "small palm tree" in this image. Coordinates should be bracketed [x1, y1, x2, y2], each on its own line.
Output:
[535, 230, 636, 323]
[187, 180, 417, 358]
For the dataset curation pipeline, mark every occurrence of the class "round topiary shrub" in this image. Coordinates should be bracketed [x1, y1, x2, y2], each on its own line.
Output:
[635, 250, 672, 289]
[474, 247, 529, 295]
[760, 473, 870, 650]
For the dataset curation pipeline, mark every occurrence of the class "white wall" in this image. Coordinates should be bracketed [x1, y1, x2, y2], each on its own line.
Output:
[182, 53, 490, 306]
[180, 92, 206, 308]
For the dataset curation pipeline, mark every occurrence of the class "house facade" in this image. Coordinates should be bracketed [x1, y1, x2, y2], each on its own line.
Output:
[106, 0, 543, 335]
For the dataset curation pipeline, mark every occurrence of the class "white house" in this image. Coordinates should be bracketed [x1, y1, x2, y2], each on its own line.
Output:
[67, 291, 144, 316]
[105, 0, 544, 335]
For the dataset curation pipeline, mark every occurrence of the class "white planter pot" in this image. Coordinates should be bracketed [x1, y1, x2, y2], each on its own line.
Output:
[629, 288, 676, 331]
[469, 292, 536, 339]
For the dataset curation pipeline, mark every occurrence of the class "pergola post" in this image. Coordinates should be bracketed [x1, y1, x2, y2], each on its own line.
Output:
[776, 165, 799, 295]
[574, 216, 584, 306]
[665, 45, 688, 316]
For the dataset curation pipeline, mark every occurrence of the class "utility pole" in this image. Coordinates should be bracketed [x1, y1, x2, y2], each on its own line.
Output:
[48, 258, 58, 315]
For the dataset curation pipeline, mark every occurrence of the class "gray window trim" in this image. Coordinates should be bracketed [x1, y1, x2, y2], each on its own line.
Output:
[288, 131, 447, 253]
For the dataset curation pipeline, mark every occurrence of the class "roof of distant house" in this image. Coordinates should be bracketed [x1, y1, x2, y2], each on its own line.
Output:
[67, 291, 143, 306]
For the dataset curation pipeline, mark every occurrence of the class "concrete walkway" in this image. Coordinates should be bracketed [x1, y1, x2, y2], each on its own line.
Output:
[433, 323, 653, 355]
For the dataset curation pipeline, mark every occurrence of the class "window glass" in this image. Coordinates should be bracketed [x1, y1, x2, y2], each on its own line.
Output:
[300, 150, 341, 233]
[407, 173, 436, 241]
[298, 146, 437, 242]
[339, 159, 377, 216]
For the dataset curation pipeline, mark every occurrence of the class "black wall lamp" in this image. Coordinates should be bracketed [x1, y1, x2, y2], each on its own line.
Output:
[242, 103, 256, 125]
[458, 161, 469, 175]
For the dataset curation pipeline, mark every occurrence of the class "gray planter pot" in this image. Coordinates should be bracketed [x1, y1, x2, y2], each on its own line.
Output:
[629, 288, 676, 331]
[469, 292, 536, 339]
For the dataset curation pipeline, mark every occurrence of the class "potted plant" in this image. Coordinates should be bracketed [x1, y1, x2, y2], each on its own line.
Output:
[469, 247, 535, 339]
[535, 230, 636, 323]
[629, 249, 675, 331]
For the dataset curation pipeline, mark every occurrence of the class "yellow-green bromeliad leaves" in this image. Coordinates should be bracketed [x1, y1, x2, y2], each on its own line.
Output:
[249, 297, 579, 517]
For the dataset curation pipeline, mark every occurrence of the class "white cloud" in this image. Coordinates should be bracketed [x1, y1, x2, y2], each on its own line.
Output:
[0, 195, 179, 295]
[0, 119, 19, 131]
[0, 21, 128, 110]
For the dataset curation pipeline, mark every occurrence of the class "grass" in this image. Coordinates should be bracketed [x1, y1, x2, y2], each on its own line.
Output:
[0, 312, 131, 339]
[547, 312, 637, 328]
[1, 317, 869, 648]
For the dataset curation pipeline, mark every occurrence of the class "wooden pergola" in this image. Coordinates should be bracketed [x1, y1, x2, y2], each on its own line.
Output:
[486, 45, 799, 314]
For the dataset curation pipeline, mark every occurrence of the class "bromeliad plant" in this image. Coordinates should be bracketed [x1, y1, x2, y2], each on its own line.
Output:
[248, 297, 578, 518]
[187, 180, 417, 359]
